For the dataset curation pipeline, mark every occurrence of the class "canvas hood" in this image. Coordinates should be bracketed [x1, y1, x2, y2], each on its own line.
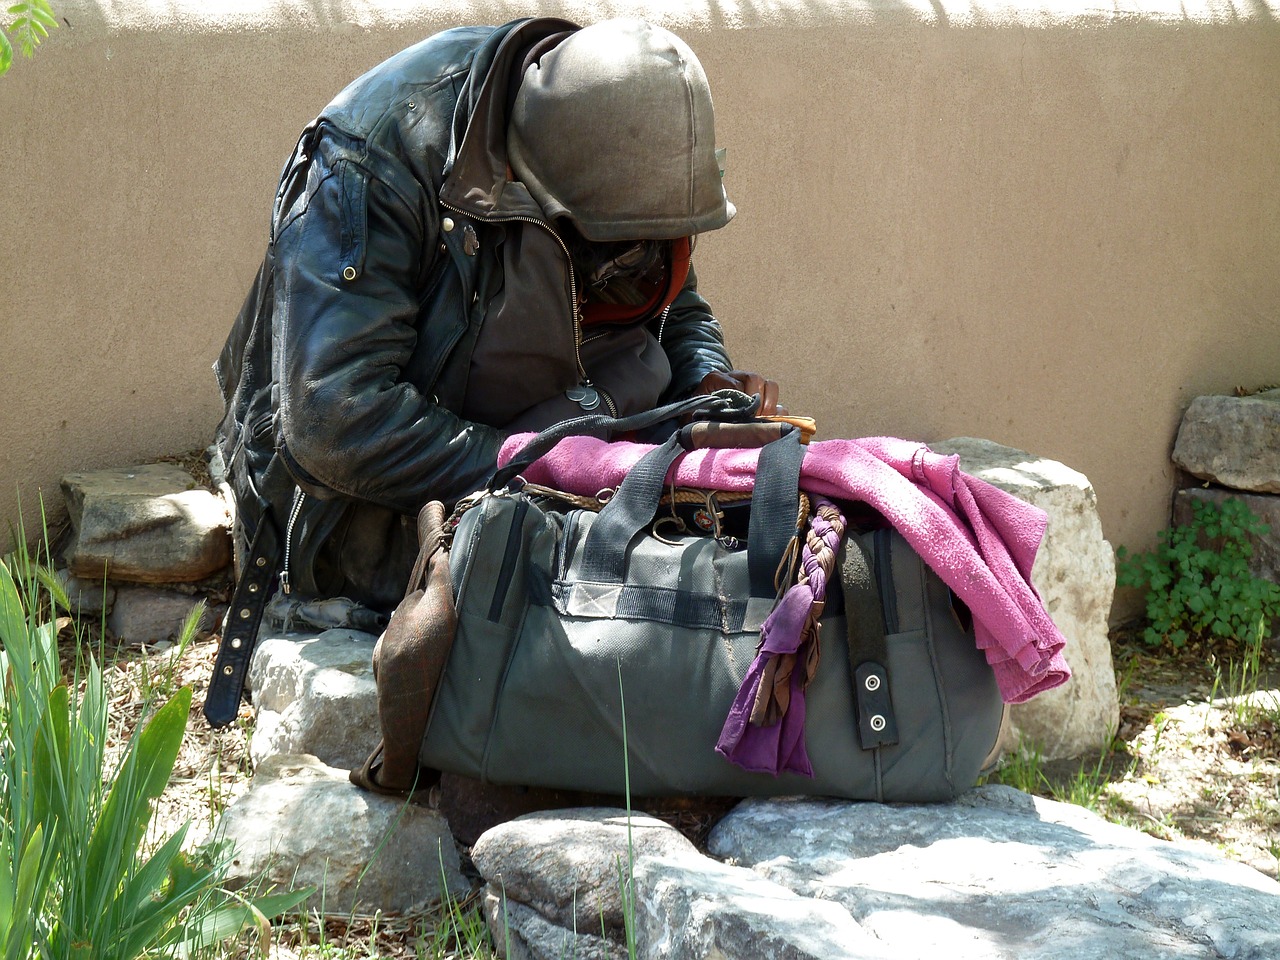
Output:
[505, 18, 735, 242]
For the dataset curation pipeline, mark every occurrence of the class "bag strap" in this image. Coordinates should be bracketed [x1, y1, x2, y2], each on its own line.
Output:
[488, 388, 760, 491]
[840, 531, 900, 750]
[747, 428, 804, 600]
[579, 425, 805, 602]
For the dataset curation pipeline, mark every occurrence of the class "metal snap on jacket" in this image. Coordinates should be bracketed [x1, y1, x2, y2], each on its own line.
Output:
[864, 674, 881, 692]
[870, 715, 887, 732]
[442, 217, 455, 232]
[342, 266, 358, 281]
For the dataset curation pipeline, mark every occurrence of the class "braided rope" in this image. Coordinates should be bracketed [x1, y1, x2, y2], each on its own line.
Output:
[798, 498, 846, 686]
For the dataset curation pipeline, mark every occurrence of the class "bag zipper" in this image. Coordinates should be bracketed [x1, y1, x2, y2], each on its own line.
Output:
[279, 487, 306, 595]
[487, 497, 530, 621]
[873, 528, 899, 634]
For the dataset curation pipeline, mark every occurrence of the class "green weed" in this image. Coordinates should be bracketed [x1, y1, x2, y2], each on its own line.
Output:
[1116, 497, 1280, 649]
[984, 743, 1049, 795]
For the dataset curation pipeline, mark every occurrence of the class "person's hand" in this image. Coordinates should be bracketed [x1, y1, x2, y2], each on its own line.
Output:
[695, 370, 784, 416]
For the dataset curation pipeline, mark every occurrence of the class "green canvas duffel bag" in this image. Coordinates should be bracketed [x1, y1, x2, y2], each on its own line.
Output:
[353, 396, 1005, 803]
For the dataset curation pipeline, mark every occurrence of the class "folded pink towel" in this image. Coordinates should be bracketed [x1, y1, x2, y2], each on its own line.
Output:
[497, 433, 1071, 702]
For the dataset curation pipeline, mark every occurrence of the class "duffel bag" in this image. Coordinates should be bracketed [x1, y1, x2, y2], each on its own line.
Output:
[353, 392, 1006, 802]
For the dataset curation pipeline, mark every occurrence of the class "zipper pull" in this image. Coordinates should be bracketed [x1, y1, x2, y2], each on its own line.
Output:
[279, 570, 292, 596]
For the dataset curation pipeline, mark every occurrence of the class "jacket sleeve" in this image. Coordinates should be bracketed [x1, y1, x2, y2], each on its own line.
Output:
[654, 262, 733, 403]
[272, 133, 504, 513]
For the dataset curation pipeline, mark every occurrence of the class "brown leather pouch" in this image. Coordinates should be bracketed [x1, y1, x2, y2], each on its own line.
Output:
[350, 501, 456, 796]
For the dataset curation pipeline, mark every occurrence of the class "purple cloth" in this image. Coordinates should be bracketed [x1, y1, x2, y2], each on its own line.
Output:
[497, 433, 1072, 703]
[717, 587, 815, 774]
[715, 498, 845, 775]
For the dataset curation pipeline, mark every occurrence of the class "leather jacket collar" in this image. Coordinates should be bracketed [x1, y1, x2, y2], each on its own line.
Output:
[438, 17, 579, 223]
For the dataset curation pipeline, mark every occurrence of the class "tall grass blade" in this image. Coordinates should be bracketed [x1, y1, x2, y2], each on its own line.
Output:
[615, 661, 637, 960]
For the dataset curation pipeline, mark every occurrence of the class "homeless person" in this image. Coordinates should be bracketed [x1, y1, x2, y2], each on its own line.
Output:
[206, 16, 779, 723]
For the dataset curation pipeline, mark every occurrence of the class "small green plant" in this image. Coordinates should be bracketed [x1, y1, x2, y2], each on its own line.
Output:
[984, 743, 1049, 795]
[0, 529, 310, 958]
[1116, 497, 1280, 648]
[984, 740, 1129, 816]
[0, 0, 56, 75]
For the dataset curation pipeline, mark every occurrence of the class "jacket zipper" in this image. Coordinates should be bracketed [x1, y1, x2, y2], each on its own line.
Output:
[280, 487, 306, 595]
[439, 200, 590, 388]
[656, 305, 672, 344]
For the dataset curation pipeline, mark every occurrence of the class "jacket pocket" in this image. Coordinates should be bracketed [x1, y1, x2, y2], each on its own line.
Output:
[336, 160, 369, 283]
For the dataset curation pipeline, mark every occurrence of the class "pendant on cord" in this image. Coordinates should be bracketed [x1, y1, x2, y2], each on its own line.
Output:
[566, 384, 601, 412]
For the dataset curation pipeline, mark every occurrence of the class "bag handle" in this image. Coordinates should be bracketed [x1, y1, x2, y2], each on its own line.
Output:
[488, 388, 760, 492]
[579, 425, 805, 601]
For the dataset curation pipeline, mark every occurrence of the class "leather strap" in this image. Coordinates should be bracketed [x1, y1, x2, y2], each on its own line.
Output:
[840, 532, 900, 751]
[746, 429, 803, 600]
[204, 513, 280, 727]
[489, 388, 759, 490]
[579, 426, 805, 603]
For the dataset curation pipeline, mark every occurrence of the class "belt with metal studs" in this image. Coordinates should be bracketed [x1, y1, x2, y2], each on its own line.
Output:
[204, 513, 280, 727]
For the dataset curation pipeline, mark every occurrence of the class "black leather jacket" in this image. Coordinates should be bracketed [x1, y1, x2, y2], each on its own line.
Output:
[214, 18, 733, 612]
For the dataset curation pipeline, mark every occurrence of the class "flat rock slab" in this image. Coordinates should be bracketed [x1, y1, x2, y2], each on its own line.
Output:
[61, 464, 231, 583]
[218, 753, 467, 915]
[933, 439, 1118, 759]
[634, 853, 891, 960]
[248, 630, 379, 773]
[707, 786, 1280, 960]
[1173, 391, 1280, 494]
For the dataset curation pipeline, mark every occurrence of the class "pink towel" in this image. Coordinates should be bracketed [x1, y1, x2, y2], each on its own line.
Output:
[497, 433, 1071, 702]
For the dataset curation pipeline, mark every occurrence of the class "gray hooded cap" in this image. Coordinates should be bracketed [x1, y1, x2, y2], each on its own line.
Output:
[506, 18, 735, 242]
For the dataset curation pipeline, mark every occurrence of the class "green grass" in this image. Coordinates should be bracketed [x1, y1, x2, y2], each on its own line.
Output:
[0, 518, 309, 959]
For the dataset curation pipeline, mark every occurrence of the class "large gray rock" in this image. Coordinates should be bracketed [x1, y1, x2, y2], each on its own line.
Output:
[107, 586, 212, 644]
[708, 787, 1280, 960]
[471, 808, 699, 940]
[54, 568, 116, 617]
[1174, 486, 1280, 586]
[247, 630, 378, 772]
[634, 853, 890, 960]
[61, 464, 231, 583]
[933, 438, 1118, 759]
[218, 753, 467, 915]
[482, 891, 624, 960]
[1173, 390, 1280, 494]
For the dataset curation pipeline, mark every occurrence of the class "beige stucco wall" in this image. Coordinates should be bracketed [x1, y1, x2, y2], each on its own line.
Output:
[4, 0, 1279, 613]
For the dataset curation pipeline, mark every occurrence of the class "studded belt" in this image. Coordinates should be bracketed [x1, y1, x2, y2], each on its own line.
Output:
[204, 512, 280, 727]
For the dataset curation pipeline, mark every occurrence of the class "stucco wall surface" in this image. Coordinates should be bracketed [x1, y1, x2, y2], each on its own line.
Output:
[3, 0, 1279, 611]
